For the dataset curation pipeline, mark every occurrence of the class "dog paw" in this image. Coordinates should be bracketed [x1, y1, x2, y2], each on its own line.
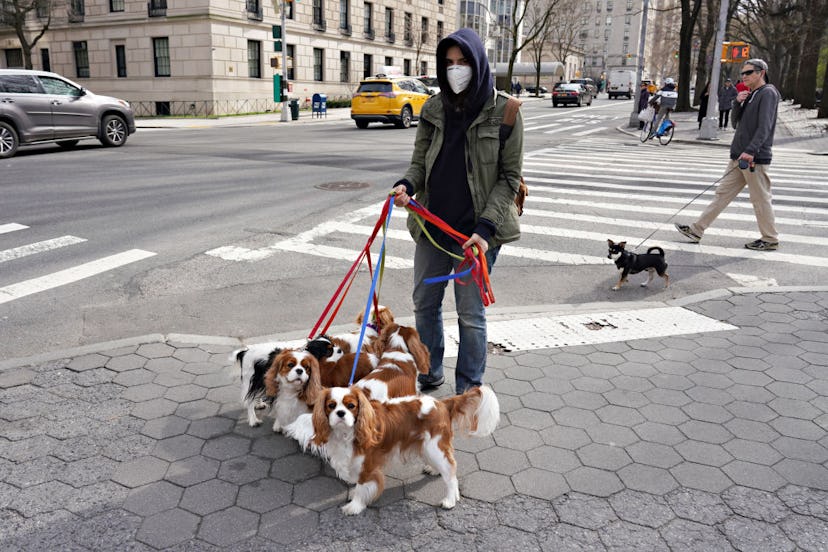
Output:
[441, 495, 458, 509]
[342, 501, 366, 515]
[423, 465, 439, 476]
[611, 286, 620, 291]
[640, 283, 649, 287]
[248, 419, 262, 428]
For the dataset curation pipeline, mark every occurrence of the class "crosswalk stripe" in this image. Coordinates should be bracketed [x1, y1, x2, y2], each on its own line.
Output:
[0, 223, 28, 235]
[524, 180, 828, 215]
[0, 249, 157, 305]
[524, 122, 562, 131]
[572, 127, 608, 137]
[525, 210, 828, 246]
[544, 125, 582, 134]
[0, 236, 87, 263]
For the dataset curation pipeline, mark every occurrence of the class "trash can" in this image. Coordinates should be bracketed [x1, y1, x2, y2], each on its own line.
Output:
[289, 99, 299, 121]
[312, 93, 327, 118]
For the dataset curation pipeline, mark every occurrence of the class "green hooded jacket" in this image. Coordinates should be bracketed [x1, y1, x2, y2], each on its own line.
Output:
[401, 88, 524, 248]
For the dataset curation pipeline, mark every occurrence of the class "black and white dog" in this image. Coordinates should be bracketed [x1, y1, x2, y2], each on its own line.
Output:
[607, 239, 670, 291]
[232, 343, 284, 427]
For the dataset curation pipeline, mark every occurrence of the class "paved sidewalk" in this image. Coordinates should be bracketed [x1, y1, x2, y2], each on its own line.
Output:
[1, 287, 827, 550]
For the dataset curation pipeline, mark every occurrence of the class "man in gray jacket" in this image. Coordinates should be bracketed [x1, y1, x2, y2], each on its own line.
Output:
[675, 59, 781, 251]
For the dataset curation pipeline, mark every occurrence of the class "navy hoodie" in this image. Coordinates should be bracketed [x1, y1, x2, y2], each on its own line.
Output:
[427, 28, 495, 246]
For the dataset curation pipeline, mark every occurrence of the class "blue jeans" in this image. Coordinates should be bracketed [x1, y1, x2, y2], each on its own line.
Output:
[412, 239, 499, 394]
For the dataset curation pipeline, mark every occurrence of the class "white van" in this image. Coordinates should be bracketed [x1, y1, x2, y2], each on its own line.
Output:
[607, 69, 636, 99]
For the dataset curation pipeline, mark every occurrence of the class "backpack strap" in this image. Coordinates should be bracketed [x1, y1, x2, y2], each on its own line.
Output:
[498, 95, 527, 216]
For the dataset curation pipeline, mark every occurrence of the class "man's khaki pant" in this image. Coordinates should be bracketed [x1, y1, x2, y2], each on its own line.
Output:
[689, 160, 778, 243]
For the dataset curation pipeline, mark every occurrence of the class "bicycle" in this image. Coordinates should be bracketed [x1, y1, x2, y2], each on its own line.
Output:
[639, 108, 675, 145]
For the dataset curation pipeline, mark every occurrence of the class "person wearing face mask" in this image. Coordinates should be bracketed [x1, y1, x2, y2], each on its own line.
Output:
[391, 28, 523, 394]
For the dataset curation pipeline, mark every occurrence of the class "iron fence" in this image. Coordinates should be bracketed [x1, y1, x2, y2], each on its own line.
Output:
[129, 98, 280, 118]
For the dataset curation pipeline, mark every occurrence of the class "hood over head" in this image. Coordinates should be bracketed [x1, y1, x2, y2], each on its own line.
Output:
[436, 28, 493, 119]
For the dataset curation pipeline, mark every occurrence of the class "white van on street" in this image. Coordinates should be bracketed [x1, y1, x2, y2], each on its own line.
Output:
[607, 69, 636, 99]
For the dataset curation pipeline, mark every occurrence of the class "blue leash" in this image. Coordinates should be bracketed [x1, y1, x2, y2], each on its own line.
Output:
[348, 199, 394, 385]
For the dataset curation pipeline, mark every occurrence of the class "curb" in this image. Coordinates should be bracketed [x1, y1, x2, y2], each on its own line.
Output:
[3, 285, 827, 372]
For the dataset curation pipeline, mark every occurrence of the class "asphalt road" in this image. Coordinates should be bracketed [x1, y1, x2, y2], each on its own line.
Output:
[2, 97, 826, 360]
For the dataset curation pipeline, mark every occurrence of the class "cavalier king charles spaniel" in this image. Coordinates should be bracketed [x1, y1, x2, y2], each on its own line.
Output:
[354, 323, 430, 402]
[293, 384, 500, 515]
[263, 349, 324, 433]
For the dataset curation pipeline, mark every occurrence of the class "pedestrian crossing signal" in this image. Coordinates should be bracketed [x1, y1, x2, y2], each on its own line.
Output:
[273, 25, 283, 52]
[721, 41, 750, 63]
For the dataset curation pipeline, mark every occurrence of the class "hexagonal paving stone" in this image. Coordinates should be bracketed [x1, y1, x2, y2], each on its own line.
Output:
[670, 462, 732, 493]
[511, 467, 568, 500]
[271, 452, 323, 483]
[202, 434, 251, 461]
[674, 440, 733, 467]
[722, 516, 796, 552]
[492, 425, 543, 451]
[595, 404, 645, 427]
[526, 445, 580, 473]
[679, 420, 734, 444]
[237, 478, 292, 513]
[140, 415, 190, 440]
[626, 441, 682, 469]
[565, 466, 623, 497]
[608, 489, 674, 528]
[665, 487, 732, 524]
[198, 506, 259, 546]
[259, 504, 320, 544]
[131, 398, 179, 420]
[218, 455, 272, 485]
[476, 447, 529, 475]
[187, 416, 235, 440]
[585, 422, 638, 447]
[722, 485, 789, 523]
[136, 342, 175, 359]
[166, 455, 220, 487]
[724, 439, 783, 465]
[123, 480, 183, 516]
[553, 492, 617, 529]
[293, 476, 348, 511]
[459, 470, 514, 502]
[152, 434, 205, 462]
[111, 456, 170, 488]
[180, 478, 238, 515]
[577, 443, 631, 471]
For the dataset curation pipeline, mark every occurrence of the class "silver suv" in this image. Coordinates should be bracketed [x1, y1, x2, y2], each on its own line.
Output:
[0, 69, 136, 159]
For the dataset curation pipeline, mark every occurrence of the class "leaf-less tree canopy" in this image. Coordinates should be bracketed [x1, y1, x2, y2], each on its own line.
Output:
[0, 0, 57, 70]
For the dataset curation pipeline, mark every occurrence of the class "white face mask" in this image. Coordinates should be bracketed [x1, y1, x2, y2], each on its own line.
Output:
[446, 65, 472, 94]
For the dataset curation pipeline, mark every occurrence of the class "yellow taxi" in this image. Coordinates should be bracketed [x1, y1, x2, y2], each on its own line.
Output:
[351, 75, 433, 129]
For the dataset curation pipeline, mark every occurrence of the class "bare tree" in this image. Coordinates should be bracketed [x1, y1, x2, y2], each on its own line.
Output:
[501, 0, 555, 84]
[692, 0, 718, 106]
[648, 0, 682, 81]
[524, 0, 568, 94]
[677, 0, 704, 110]
[545, 0, 588, 83]
[0, 0, 56, 70]
[793, 0, 827, 107]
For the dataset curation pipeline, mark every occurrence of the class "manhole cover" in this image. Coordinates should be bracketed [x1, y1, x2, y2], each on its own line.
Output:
[315, 181, 371, 191]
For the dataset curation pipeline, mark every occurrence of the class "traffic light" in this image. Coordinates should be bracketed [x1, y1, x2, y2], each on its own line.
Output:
[673, 50, 679, 59]
[273, 25, 283, 52]
[721, 41, 750, 63]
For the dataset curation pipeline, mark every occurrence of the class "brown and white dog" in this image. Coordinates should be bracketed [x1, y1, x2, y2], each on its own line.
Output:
[303, 385, 500, 515]
[354, 323, 430, 402]
[263, 349, 324, 433]
[231, 343, 283, 427]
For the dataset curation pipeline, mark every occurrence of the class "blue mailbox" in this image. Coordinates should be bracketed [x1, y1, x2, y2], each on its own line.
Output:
[312, 93, 327, 118]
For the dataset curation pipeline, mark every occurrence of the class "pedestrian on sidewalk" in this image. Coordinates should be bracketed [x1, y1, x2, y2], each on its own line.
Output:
[718, 78, 737, 129]
[391, 28, 523, 394]
[675, 59, 782, 251]
[697, 82, 710, 129]
[637, 81, 650, 130]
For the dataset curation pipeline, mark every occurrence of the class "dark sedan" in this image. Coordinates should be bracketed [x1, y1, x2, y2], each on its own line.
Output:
[525, 85, 548, 94]
[552, 83, 592, 107]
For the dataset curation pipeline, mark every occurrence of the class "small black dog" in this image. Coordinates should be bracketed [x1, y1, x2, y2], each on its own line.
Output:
[607, 240, 670, 291]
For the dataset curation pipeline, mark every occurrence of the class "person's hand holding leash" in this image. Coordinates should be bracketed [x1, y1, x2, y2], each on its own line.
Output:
[463, 233, 488, 255]
[392, 184, 410, 207]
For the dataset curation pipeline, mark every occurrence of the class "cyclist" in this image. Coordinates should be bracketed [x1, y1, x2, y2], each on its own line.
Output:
[649, 78, 678, 135]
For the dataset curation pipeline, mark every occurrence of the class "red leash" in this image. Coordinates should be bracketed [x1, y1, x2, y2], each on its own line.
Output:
[406, 199, 495, 306]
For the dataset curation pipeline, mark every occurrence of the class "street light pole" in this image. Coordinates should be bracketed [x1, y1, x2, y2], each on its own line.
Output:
[280, 0, 289, 122]
[699, 0, 730, 140]
[628, 0, 649, 127]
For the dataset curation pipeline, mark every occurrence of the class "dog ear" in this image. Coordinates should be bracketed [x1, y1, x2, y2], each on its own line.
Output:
[376, 305, 395, 329]
[402, 326, 431, 375]
[353, 387, 379, 449]
[607, 239, 614, 247]
[311, 389, 332, 446]
[264, 351, 287, 397]
[302, 356, 323, 406]
[618, 241, 627, 250]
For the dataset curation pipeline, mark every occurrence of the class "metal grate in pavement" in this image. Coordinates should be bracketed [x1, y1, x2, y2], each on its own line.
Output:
[443, 306, 737, 357]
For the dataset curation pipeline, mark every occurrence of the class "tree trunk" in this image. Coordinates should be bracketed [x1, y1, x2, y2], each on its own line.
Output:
[678, 0, 703, 111]
[819, 56, 828, 119]
[794, 0, 828, 108]
[783, 39, 802, 101]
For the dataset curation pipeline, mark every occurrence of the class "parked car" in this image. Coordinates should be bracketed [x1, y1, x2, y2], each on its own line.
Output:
[0, 69, 136, 159]
[351, 75, 432, 129]
[525, 84, 548, 94]
[552, 83, 592, 107]
[569, 78, 598, 98]
[416, 75, 440, 95]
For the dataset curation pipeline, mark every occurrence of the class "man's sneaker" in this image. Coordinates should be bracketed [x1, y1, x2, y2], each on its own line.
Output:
[745, 239, 779, 251]
[674, 223, 701, 243]
[418, 373, 445, 390]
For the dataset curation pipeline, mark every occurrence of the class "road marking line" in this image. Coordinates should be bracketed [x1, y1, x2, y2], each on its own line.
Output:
[0, 249, 157, 305]
[544, 125, 582, 134]
[571, 126, 608, 136]
[727, 273, 778, 287]
[0, 223, 28, 235]
[0, 236, 87, 263]
[523, 122, 562, 131]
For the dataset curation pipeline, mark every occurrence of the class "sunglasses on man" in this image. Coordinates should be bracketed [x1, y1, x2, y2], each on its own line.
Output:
[740, 69, 761, 76]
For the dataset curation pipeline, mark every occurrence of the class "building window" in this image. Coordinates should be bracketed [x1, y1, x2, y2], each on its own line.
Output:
[148, 0, 166, 16]
[246, 0, 263, 20]
[595, 0, 600, 12]
[385, 8, 394, 42]
[607, 0, 613, 11]
[4, 49, 23, 68]
[384, 56, 392, 67]
[364, 2, 374, 38]
[313, 0, 326, 30]
[40, 48, 50, 71]
[404, 12, 412, 45]
[622, 44, 629, 54]
[340, 50, 350, 82]
[286, 1, 294, 18]
[436, 21, 443, 41]
[153, 37, 171, 77]
[403, 59, 411, 75]
[623, 30, 629, 40]
[625, 14, 631, 24]
[626, 0, 632, 10]
[604, 28, 610, 39]
[420, 60, 427, 74]
[421, 17, 428, 44]
[115, 45, 127, 77]
[69, 0, 85, 21]
[340, 0, 351, 33]
[606, 15, 611, 25]
[72, 42, 89, 77]
[363, 53, 372, 78]
[36, 1, 49, 17]
[313, 48, 324, 81]
[248, 40, 261, 78]
[110, 0, 124, 12]
[286, 44, 295, 80]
